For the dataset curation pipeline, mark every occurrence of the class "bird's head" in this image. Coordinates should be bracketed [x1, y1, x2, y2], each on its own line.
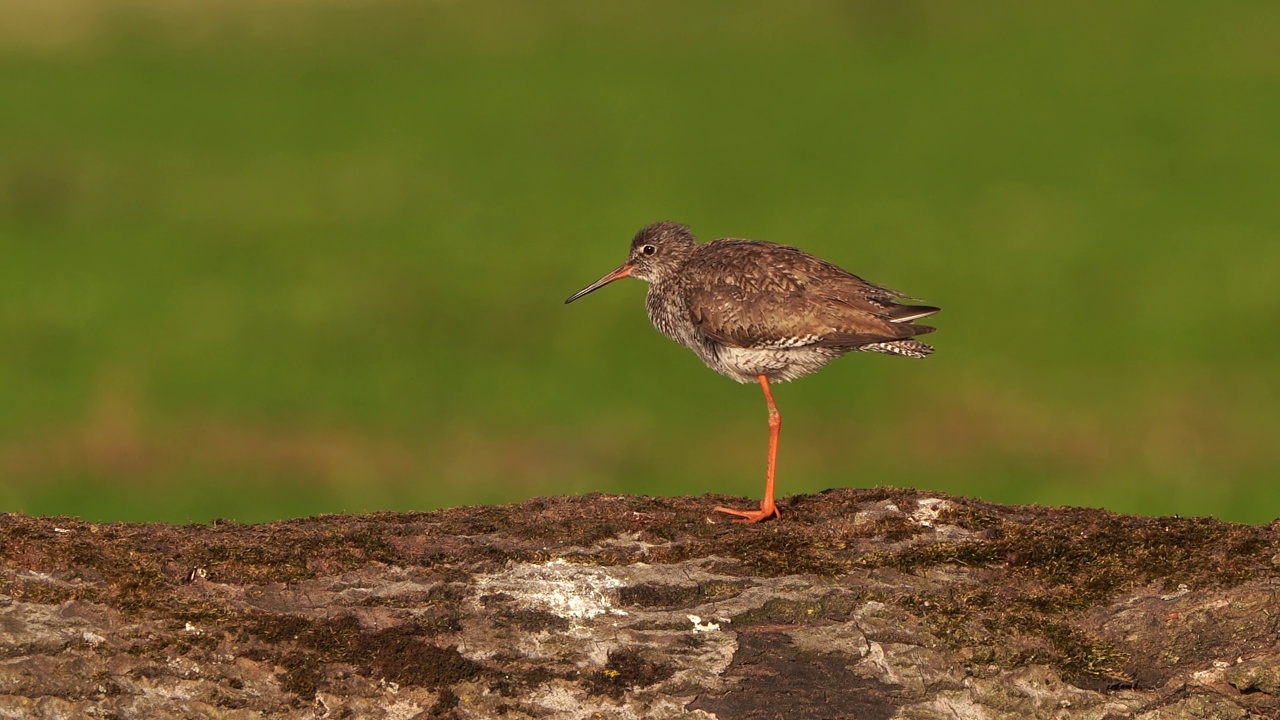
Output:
[564, 221, 697, 303]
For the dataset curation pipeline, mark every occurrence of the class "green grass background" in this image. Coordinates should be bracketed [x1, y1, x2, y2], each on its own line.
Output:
[1, 0, 1277, 523]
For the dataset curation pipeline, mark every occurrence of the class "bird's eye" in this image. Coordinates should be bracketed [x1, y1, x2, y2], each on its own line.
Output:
[642, 245, 657, 256]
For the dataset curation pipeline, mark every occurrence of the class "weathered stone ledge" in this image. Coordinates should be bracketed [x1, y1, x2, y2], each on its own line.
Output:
[3, 488, 1279, 719]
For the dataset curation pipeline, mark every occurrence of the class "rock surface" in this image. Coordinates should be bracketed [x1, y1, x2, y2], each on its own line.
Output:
[3, 488, 1280, 719]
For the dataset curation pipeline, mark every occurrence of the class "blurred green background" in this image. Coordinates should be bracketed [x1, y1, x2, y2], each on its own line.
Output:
[1, 0, 1277, 524]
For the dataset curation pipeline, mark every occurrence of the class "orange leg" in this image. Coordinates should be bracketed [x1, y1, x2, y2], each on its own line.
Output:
[715, 375, 782, 523]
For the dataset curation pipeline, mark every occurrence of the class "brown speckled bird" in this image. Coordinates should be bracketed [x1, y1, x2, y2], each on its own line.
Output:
[565, 221, 939, 523]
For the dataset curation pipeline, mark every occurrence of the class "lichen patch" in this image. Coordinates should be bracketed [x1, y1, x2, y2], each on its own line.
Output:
[472, 558, 627, 622]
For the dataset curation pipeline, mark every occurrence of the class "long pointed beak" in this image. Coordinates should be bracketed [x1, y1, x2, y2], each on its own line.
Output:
[564, 263, 633, 304]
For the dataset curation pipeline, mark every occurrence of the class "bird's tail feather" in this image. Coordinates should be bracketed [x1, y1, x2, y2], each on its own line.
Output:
[862, 339, 934, 358]
[886, 304, 941, 323]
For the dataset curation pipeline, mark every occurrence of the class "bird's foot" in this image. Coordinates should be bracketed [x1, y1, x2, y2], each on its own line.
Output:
[713, 501, 780, 524]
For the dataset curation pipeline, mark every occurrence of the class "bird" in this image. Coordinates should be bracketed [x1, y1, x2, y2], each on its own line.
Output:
[565, 221, 939, 523]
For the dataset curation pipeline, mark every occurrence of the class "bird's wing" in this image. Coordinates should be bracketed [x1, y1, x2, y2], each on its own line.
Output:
[686, 283, 911, 350]
[684, 240, 936, 350]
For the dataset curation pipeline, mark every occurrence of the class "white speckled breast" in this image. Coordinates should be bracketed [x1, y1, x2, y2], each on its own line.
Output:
[710, 345, 844, 383]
